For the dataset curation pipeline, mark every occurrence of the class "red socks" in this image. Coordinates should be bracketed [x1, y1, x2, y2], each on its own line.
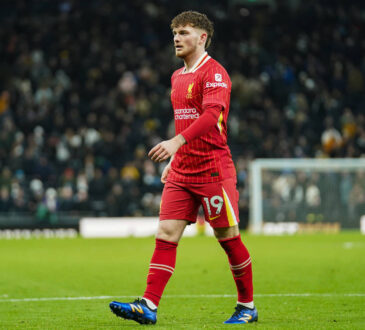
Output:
[143, 239, 177, 307]
[143, 236, 252, 307]
[219, 235, 253, 303]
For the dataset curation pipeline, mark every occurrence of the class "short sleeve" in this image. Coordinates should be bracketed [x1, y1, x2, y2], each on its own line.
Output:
[202, 66, 231, 110]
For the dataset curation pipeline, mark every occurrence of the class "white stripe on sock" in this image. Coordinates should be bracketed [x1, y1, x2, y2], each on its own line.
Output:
[230, 257, 251, 270]
[150, 263, 174, 272]
[149, 266, 174, 274]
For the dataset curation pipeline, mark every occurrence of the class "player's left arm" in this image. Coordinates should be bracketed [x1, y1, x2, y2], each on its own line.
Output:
[148, 68, 230, 163]
[178, 67, 231, 143]
[148, 135, 185, 163]
[179, 104, 222, 143]
[202, 66, 231, 111]
[148, 104, 222, 163]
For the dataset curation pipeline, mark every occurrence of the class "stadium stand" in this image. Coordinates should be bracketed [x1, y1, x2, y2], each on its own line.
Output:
[0, 0, 365, 226]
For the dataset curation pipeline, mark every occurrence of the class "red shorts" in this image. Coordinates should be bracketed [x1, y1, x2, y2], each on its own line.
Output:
[160, 178, 239, 228]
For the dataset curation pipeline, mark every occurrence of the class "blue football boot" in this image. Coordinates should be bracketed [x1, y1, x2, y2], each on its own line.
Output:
[109, 298, 157, 325]
[224, 304, 258, 324]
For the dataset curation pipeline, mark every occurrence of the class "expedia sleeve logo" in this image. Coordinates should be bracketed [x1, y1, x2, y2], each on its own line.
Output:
[206, 81, 228, 88]
[186, 83, 194, 99]
[206, 73, 228, 88]
[215, 73, 222, 82]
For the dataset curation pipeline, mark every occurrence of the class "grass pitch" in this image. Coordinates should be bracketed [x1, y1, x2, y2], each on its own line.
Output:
[1, 232, 365, 329]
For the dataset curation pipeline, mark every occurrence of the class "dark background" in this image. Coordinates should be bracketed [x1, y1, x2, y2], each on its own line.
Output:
[0, 0, 365, 228]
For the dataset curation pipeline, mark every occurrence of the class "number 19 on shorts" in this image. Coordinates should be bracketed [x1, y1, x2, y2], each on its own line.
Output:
[203, 195, 224, 220]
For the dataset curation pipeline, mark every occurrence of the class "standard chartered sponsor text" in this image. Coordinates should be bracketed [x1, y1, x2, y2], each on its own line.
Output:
[175, 108, 200, 120]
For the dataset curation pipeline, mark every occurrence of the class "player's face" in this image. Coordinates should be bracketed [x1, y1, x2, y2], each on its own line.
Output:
[173, 25, 206, 58]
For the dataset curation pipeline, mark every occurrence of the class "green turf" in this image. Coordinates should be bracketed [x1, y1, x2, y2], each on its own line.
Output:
[1, 232, 365, 329]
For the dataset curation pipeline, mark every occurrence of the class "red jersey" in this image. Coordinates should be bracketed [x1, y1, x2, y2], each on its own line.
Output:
[168, 52, 236, 184]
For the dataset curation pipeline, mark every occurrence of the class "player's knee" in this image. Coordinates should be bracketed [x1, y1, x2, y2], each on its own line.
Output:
[156, 221, 183, 242]
[214, 225, 239, 240]
[156, 229, 179, 242]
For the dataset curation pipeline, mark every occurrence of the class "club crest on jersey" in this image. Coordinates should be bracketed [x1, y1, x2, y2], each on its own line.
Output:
[186, 83, 194, 99]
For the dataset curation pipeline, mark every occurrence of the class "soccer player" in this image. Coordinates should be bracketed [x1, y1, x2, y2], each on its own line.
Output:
[110, 11, 258, 325]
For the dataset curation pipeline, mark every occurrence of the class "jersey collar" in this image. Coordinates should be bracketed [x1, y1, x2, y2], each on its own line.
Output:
[181, 51, 211, 74]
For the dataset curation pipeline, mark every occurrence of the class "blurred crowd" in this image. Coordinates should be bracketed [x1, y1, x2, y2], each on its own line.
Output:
[0, 0, 365, 225]
[263, 170, 365, 228]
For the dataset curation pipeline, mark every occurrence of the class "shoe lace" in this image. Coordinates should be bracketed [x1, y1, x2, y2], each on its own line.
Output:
[232, 305, 245, 318]
[134, 298, 152, 310]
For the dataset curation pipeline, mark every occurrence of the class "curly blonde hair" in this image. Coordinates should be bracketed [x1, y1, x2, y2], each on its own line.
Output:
[171, 11, 214, 49]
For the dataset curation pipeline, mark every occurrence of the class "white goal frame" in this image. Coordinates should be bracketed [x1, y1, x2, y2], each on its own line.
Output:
[249, 158, 365, 234]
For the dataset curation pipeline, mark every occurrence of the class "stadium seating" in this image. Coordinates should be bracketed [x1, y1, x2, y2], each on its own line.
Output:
[0, 1, 364, 223]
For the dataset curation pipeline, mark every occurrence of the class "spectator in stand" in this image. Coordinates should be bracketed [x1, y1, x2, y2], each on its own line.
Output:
[0, 186, 12, 212]
[0, 1, 365, 221]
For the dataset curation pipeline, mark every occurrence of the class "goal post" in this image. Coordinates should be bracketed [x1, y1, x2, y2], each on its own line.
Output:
[249, 158, 365, 234]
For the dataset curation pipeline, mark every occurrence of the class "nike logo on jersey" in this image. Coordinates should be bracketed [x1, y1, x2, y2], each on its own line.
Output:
[209, 214, 220, 221]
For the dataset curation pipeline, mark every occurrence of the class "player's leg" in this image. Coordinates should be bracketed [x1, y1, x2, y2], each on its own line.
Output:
[142, 219, 188, 310]
[142, 179, 200, 310]
[197, 178, 257, 324]
[214, 226, 257, 324]
[110, 181, 199, 324]
[214, 225, 254, 307]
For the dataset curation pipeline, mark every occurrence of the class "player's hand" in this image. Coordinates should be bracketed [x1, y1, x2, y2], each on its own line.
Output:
[148, 134, 186, 163]
[161, 162, 171, 184]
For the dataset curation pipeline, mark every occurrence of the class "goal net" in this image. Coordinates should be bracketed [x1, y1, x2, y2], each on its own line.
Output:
[249, 159, 365, 233]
